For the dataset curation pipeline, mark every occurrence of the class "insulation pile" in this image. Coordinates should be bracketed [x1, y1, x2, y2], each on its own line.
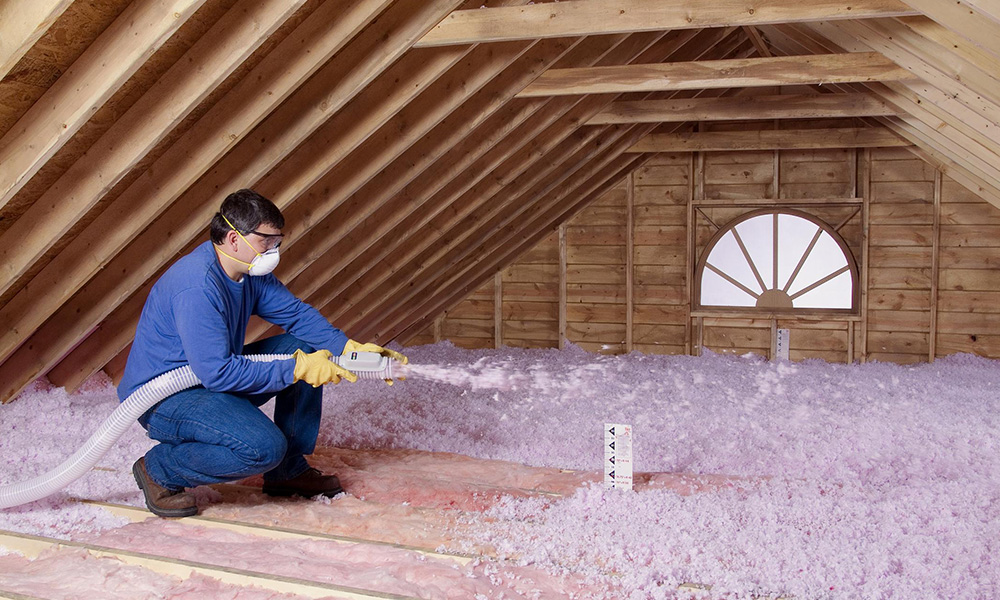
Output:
[0, 342, 998, 598]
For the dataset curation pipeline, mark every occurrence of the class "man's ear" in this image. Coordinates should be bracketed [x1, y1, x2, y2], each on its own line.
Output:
[226, 229, 241, 250]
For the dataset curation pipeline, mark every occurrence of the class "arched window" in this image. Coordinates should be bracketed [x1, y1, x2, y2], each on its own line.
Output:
[695, 209, 858, 312]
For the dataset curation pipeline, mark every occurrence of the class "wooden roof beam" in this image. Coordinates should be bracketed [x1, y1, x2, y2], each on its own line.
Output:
[416, 0, 918, 47]
[376, 150, 648, 342]
[0, 0, 208, 210]
[588, 92, 898, 124]
[899, 0, 1000, 62]
[627, 127, 909, 152]
[0, 0, 311, 300]
[0, 0, 399, 370]
[257, 33, 676, 337]
[396, 154, 647, 343]
[517, 52, 912, 97]
[0, 0, 464, 403]
[0, 0, 73, 79]
[812, 19, 1000, 118]
[311, 29, 742, 338]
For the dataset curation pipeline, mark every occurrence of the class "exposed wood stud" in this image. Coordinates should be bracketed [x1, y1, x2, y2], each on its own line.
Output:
[848, 320, 855, 363]
[860, 149, 872, 363]
[559, 223, 567, 350]
[685, 152, 696, 356]
[0, 0, 74, 79]
[930, 169, 942, 362]
[495, 271, 503, 349]
[626, 171, 635, 353]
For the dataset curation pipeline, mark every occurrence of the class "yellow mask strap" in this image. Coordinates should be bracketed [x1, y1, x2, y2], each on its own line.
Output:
[217, 213, 258, 269]
[220, 213, 262, 259]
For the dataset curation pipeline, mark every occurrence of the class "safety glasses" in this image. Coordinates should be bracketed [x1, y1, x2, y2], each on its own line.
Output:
[247, 230, 284, 251]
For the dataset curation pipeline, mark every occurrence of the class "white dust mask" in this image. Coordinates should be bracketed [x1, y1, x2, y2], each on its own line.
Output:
[248, 246, 280, 276]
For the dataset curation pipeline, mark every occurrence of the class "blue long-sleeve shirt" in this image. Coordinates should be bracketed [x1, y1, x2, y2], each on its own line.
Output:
[117, 241, 349, 400]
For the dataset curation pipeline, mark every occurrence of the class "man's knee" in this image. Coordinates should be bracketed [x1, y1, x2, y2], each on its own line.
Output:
[235, 426, 287, 473]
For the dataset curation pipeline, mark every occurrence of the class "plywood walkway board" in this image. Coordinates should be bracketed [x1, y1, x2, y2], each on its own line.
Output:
[0, 0, 73, 80]
[588, 93, 899, 124]
[0, 0, 309, 301]
[0, 0, 208, 210]
[517, 52, 912, 97]
[416, 0, 919, 46]
[627, 127, 910, 153]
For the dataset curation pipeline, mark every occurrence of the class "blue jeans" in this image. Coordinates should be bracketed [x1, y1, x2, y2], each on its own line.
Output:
[138, 334, 322, 490]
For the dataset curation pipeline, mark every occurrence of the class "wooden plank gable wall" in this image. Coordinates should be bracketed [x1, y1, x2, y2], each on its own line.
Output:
[2, 0, 1000, 402]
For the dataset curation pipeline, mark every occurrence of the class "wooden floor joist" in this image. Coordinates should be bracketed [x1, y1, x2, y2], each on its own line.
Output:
[86, 500, 476, 566]
[0, 529, 423, 600]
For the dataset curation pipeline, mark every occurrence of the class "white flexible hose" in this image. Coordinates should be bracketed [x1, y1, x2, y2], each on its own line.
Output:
[0, 353, 394, 509]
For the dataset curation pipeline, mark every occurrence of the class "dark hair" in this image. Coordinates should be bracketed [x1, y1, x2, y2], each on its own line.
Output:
[210, 189, 284, 244]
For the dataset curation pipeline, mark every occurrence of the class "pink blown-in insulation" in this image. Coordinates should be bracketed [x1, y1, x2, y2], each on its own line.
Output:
[1, 342, 998, 598]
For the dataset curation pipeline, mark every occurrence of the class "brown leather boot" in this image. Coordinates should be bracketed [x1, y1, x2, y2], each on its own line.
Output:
[132, 458, 198, 518]
[262, 467, 344, 498]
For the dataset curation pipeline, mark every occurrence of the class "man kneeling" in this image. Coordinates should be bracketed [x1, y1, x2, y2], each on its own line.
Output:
[117, 189, 405, 517]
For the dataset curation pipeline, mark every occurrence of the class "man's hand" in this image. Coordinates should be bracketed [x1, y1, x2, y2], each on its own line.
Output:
[292, 349, 358, 387]
[342, 339, 408, 365]
[343, 339, 408, 386]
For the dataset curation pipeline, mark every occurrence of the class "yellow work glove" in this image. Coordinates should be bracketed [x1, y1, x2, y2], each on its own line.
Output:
[342, 339, 408, 386]
[292, 349, 358, 387]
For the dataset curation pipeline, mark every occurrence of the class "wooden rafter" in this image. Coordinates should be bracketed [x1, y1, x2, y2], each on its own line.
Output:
[588, 93, 898, 124]
[898, 0, 1000, 61]
[517, 52, 912, 97]
[0, 0, 73, 79]
[762, 23, 1000, 207]
[0, 0, 311, 299]
[0, 0, 466, 403]
[0, 0, 400, 370]
[236, 31, 712, 347]
[626, 127, 909, 153]
[340, 34, 747, 340]
[0, 0, 208, 210]
[50, 0, 575, 392]
[783, 21, 1000, 199]
[415, 0, 918, 47]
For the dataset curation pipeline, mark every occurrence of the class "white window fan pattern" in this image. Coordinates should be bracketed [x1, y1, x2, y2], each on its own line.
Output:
[698, 210, 857, 311]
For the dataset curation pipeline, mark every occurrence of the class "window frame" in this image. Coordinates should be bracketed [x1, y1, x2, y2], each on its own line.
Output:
[693, 208, 861, 316]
